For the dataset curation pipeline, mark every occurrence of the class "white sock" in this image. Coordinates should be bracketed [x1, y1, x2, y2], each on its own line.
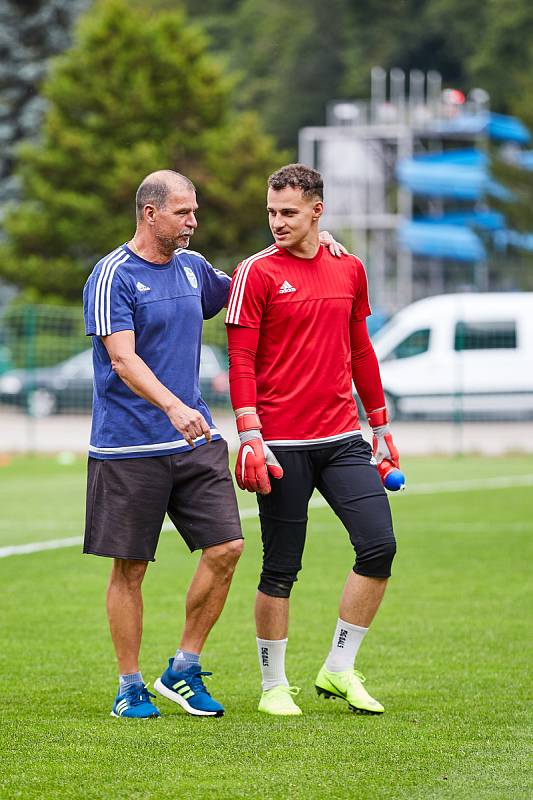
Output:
[325, 618, 368, 672]
[256, 637, 289, 691]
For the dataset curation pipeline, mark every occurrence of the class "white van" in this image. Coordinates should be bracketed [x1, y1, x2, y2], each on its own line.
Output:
[370, 292, 533, 420]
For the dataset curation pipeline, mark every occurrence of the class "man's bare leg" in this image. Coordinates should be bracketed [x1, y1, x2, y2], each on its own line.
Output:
[254, 591, 301, 713]
[107, 558, 161, 718]
[255, 591, 289, 640]
[339, 571, 388, 627]
[106, 558, 149, 675]
[327, 571, 388, 668]
[316, 571, 389, 714]
[154, 539, 243, 716]
[179, 539, 244, 653]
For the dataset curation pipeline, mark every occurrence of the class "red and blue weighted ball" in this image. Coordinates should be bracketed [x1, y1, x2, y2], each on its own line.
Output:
[377, 459, 406, 492]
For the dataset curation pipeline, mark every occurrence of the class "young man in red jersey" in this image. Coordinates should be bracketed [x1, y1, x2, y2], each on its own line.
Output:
[225, 164, 399, 716]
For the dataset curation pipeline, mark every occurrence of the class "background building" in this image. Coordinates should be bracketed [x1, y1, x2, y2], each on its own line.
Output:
[299, 67, 533, 311]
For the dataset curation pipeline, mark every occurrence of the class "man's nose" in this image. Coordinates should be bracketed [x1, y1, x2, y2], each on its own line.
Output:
[187, 212, 198, 229]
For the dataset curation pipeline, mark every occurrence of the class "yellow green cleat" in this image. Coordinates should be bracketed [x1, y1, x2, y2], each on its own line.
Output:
[258, 685, 303, 716]
[315, 665, 384, 715]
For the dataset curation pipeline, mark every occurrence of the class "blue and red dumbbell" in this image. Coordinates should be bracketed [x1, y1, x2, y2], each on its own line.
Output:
[377, 459, 406, 491]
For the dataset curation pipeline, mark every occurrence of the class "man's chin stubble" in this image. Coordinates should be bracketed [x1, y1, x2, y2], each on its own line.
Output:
[156, 233, 192, 254]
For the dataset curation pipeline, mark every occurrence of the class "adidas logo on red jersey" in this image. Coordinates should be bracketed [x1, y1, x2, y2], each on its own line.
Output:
[279, 280, 296, 294]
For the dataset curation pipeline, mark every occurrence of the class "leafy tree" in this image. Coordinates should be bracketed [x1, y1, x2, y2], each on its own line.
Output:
[222, 0, 354, 149]
[0, 0, 283, 301]
[0, 0, 90, 204]
[466, 0, 533, 276]
[345, 0, 484, 92]
[142, 0, 358, 150]
[144, 1, 529, 153]
[174, 0, 488, 150]
[468, 0, 533, 128]
[490, 155, 533, 277]
[141, 0, 239, 46]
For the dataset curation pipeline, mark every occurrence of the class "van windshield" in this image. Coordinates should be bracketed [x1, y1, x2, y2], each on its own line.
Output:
[384, 328, 431, 360]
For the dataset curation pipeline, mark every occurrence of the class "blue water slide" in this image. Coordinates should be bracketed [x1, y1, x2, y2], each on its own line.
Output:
[494, 229, 533, 252]
[394, 117, 532, 258]
[408, 149, 486, 165]
[488, 113, 531, 144]
[398, 221, 486, 262]
[415, 210, 505, 231]
[396, 148, 510, 199]
[512, 150, 533, 170]
[426, 112, 531, 144]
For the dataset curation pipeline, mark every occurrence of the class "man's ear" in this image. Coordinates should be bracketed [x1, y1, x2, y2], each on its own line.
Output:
[312, 200, 324, 221]
[144, 204, 157, 224]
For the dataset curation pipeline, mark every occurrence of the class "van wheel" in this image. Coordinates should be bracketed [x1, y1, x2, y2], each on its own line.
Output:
[384, 392, 398, 421]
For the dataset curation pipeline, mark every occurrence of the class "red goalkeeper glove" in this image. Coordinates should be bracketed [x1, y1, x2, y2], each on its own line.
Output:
[235, 412, 283, 494]
[367, 406, 400, 468]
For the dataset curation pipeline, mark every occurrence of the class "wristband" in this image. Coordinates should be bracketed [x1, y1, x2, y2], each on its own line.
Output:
[367, 406, 388, 429]
[236, 412, 262, 434]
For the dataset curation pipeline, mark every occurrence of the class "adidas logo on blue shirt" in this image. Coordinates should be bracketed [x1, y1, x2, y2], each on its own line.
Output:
[136, 281, 151, 292]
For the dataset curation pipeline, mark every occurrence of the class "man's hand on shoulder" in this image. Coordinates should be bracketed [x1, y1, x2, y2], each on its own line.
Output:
[167, 400, 212, 448]
[235, 411, 283, 494]
[319, 230, 349, 258]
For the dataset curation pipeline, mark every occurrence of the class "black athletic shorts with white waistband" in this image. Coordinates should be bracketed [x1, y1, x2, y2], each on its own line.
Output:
[84, 438, 243, 561]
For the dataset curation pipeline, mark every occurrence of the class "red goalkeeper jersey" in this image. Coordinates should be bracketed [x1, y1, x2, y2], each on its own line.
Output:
[225, 244, 372, 445]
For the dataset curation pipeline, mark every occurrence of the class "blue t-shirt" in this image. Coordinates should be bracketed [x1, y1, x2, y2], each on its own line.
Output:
[83, 244, 230, 459]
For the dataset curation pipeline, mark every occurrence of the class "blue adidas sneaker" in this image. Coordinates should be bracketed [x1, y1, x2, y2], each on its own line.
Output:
[111, 682, 161, 719]
[154, 659, 224, 717]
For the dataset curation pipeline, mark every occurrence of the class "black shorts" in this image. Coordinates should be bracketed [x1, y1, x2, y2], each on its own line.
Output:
[84, 438, 243, 561]
[257, 436, 396, 586]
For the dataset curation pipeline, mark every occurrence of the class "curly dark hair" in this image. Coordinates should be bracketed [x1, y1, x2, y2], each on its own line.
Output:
[268, 163, 323, 201]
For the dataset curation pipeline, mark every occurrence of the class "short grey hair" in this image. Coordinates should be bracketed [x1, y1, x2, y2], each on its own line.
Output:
[135, 170, 195, 220]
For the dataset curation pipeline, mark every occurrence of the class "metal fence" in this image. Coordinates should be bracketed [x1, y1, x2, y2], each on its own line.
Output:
[0, 300, 532, 455]
[0, 304, 228, 420]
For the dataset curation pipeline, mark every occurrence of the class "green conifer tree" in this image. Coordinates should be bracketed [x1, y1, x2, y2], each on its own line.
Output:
[0, 0, 283, 301]
[0, 0, 90, 204]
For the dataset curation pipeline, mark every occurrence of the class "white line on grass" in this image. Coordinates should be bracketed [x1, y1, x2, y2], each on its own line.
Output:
[0, 536, 84, 558]
[1, 473, 532, 559]
[406, 473, 533, 494]
[0, 506, 265, 559]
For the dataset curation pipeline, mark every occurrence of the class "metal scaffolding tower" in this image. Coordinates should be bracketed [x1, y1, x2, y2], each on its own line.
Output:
[298, 68, 492, 312]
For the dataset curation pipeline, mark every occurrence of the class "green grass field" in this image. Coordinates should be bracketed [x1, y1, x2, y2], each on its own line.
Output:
[1, 454, 532, 800]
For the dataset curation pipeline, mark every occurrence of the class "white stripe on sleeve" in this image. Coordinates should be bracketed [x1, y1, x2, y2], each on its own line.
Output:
[226, 245, 277, 324]
[225, 246, 275, 323]
[94, 249, 130, 336]
[94, 248, 121, 336]
[104, 256, 129, 335]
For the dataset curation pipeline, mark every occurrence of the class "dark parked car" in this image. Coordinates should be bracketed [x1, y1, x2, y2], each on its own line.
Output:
[0, 344, 230, 417]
